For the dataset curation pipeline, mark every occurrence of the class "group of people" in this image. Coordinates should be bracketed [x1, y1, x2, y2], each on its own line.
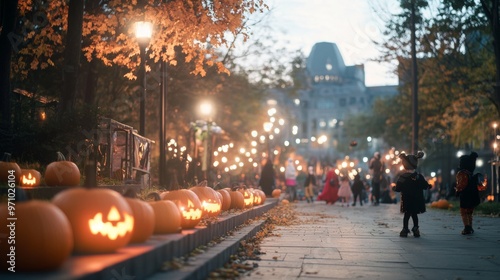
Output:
[259, 150, 485, 237]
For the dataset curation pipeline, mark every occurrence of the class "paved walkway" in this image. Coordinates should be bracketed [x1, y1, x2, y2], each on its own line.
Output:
[241, 201, 500, 280]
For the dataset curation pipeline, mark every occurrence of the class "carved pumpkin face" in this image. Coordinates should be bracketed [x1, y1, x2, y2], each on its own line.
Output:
[253, 189, 262, 205]
[20, 169, 41, 187]
[239, 189, 254, 208]
[189, 186, 222, 217]
[162, 189, 203, 229]
[52, 187, 134, 253]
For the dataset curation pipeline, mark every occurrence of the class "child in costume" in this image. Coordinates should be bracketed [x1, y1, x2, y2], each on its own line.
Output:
[455, 152, 487, 235]
[337, 176, 353, 207]
[392, 151, 431, 237]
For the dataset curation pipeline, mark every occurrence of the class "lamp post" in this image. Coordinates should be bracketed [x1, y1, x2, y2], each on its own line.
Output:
[134, 21, 152, 136]
[200, 101, 213, 184]
[263, 122, 273, 159]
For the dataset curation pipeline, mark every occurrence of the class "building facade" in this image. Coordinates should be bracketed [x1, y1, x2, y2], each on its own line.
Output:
[268, 42, 398, 164]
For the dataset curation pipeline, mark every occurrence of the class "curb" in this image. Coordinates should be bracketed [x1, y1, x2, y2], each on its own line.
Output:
[1, 199, 278, 280]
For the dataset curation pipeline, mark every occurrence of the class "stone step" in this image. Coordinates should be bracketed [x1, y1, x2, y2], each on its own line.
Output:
[1, 199, 277, 280]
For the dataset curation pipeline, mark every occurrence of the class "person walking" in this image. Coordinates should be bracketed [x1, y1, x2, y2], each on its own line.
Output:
[285, 158, 298, 202]
[337, 176, 353, 207]
[392, 151, 431, 238]
[259, 159, 276, 197]
[317, 164, 339, 205]
[303, 166, 316, 203]
[369, 152, 384, 205]
[351, 174, 364, 206]
[455, 152, 485, 235]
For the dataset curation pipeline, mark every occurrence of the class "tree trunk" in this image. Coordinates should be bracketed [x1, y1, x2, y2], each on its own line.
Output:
[0, 0, 19, 133]
[60, 0, 84, 117]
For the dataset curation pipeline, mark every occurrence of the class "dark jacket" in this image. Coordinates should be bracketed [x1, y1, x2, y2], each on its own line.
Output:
[457, 173, 481, 209]
[393, 172, 431, 214]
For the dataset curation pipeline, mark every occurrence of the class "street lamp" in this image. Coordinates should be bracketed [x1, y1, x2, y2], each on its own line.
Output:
[263, 122, 273, 158]
[134, 21, 152, 136]
[200, 101, 213, 184]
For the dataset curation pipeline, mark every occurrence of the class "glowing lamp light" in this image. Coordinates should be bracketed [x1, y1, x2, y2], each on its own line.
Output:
[134, 21, 153, 44]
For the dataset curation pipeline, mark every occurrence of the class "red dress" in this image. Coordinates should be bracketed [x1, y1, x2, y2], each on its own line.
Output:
[318, 170, 339, 204]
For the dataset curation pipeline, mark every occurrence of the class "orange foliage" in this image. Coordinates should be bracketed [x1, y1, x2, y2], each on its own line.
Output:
[15, 0, 268, 78]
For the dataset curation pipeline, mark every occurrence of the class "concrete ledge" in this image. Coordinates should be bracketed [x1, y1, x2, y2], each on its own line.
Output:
[148, 219, 266, 280]
[1, 199, 277, 280]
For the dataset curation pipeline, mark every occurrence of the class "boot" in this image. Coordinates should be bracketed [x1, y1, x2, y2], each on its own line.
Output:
[400, 228, 410, 237]
[306, 197, 310, 203]
[411, 226, 420, 238]
[461, 225, 474, 235]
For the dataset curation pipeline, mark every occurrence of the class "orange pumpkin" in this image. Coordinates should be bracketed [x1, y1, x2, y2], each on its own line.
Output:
[272, 189, 282, 198]
[189, 185, 222, 217]
[253, 189, 266, 205]
[125, 198, 155, 243]
[52, 187, 134, 253]
[162, 189, 203, 229]
[0, 200, 73, 271]
[148, 200, 182, 234]
[45, 152, 80, 186]
[229, 190, 245, 209]
[239, 188, 254, 208]
[0, 152, 22, 184]
[20, 169, 42, 187]
[217, 189, 232, 211]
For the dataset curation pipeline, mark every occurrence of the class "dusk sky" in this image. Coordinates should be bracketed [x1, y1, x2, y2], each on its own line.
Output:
[261, 0, 402, 86]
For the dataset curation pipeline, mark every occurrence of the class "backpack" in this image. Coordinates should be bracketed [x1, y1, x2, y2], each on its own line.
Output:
[455, 170, 487, 192]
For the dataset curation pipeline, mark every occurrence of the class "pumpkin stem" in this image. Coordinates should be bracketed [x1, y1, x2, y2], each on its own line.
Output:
[2, 152, 12, 162]
[56, 151, 66, 161]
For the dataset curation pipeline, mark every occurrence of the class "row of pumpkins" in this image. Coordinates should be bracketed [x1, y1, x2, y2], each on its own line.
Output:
[0, 152, 81, 187]
[0, 186, 266, 271]
[0, 181, 271, 272]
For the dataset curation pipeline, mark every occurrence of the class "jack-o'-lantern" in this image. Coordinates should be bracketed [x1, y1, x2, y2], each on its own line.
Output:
[148, 199, 182, 234]
[20, 169, 41, 187]
[272, 189, 281, 198]
[487, 194, 495, 202]
[125, 198, 155, 243]
[254, 189, 266, 205]
[189, 185, 222, 217]
[0, 152, 22, 184]
[239, 188, 254, 208]
[217, 189, 232, 211]
[52, 187, 134, 253]
[0, 200, 73, 271]
[162, 189, 203, 229]
[45, 152, 81, 186]
[229, 190, 245, 209]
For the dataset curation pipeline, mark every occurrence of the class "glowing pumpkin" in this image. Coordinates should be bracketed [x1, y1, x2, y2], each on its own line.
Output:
[239, 188, 254, 208]
[45, 152, 80, 186]
[254, 189, 266, 205]
[0, 152, 21, 184]
[0, 200, 73, 271]
[52, 187, 134, 253]
[148, 200, 182, 234]
[20, 169, 41, 187]
[229, 190, 245, 209]
[125, 198, 155, 243]
[189, 186, 222, 217]
[162, 189, 203, 229]
[217, 189, 232, 211]
[487, 194, 495, 202]
[272, 189, 282, 198]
